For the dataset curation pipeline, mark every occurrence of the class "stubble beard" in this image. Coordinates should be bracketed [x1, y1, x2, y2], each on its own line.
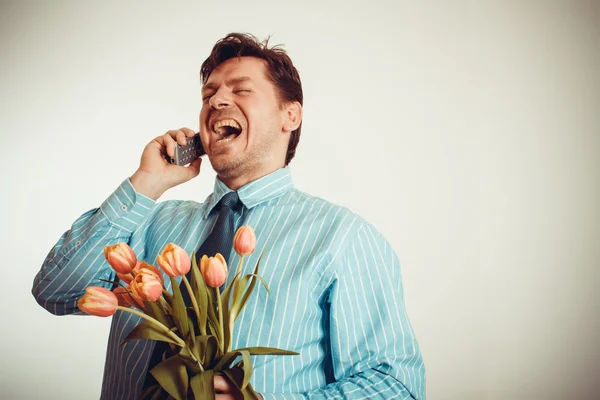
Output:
[212, 138, 276, 183]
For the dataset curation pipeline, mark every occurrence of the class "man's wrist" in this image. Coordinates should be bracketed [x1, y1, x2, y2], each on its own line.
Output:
[130, 170, 165, 200]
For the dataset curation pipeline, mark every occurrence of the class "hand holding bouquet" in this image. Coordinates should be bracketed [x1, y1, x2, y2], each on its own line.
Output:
[78, 226, 297, 399]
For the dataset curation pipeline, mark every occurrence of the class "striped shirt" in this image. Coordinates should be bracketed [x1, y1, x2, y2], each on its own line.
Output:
[33, 167, 425, 399]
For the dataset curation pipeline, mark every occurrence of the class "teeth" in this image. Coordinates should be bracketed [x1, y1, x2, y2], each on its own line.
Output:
[216, 135, 237, 144]
[212, 119, 241, 135]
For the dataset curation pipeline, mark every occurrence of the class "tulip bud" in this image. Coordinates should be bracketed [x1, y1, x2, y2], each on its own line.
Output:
[77, 286, 118, 317]
[130, 263, 163, 302]
[137, 261, 165, 284]
[233, 226, 256, 257]
[104, 243, 137, 274]
[156, 243, 191, 277]
[200, 253, 228, 288]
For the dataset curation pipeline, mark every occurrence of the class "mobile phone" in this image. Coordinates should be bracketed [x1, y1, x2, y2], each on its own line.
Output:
[166, 133, 206, 166]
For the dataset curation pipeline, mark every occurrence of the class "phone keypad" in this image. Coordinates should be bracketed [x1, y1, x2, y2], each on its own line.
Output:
[172, 135, 203, 166]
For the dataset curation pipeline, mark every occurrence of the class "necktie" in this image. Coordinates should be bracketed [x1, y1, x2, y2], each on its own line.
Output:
[142, 191, 241, 393]
[194, 191, 241, 267]
[182, 190, 240, 303]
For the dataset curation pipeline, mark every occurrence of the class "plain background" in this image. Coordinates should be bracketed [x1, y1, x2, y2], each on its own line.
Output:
[1, 1, 599, 399]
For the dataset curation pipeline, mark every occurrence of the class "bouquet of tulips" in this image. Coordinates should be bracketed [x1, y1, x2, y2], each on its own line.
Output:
[78, 226, 297, 399]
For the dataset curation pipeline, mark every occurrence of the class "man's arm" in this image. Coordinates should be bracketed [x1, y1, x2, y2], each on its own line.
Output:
[262, 222, 426, 400]
[32, 127, 202, 315]
[32, 178, 156, 315]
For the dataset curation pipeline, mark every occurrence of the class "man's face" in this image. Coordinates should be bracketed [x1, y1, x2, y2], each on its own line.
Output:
[200, 56, 289, 185]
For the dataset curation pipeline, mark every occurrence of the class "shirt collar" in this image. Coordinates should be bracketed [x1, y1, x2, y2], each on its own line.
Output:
[202, 167, 294, 218]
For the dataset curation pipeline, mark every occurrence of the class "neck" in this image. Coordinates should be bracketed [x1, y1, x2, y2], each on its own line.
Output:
[218, 165, 284, 191]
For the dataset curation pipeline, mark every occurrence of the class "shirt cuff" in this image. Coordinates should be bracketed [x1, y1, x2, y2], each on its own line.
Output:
[99, 178, 156, 233]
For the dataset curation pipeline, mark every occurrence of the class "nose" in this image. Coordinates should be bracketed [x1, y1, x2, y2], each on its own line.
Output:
[209, 88, 231, 110]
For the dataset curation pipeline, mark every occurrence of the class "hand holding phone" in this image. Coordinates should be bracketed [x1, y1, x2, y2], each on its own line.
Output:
[165, 133, 206, 166]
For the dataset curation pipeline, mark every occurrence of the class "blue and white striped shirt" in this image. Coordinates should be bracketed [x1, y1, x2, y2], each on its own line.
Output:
[33, 167, 425, 399]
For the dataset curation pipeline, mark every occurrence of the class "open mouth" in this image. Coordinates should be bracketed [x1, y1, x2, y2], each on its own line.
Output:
[212, 119, 242, 143]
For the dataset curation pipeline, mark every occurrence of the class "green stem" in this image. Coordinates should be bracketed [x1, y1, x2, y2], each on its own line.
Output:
[227, 256, 244, 353]
[162, 288, 173, 303]
[159, 296, 172, 314]
[116, 306, 186, 348]
[182, 275, 205, 335]
[216, 289, 224, 354]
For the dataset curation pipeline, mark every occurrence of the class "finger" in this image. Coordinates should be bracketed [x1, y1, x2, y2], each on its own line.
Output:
[174, 130, 188, 146]
[162, 132, 177, 157]
[213, 375, 230, 392]
[186, 157, 202, 177]
[180, 127, 196, 137]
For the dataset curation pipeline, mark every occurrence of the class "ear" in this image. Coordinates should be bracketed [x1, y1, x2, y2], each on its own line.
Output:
[282, 101, 303, 132]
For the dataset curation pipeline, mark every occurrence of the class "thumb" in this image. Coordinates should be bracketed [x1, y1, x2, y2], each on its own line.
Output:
[185, 157, 202, 178]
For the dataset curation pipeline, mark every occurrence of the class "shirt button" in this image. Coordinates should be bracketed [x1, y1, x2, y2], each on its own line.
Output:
[76, 241, 81, 246]
[121, 204, 128, 211]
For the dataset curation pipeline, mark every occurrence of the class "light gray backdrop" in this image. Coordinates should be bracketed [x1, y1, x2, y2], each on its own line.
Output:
[1, 1, 599, 399]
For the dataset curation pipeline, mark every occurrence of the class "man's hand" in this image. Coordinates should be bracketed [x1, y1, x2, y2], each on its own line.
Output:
[214, 375, 264, 400]
[130, 128, 203, 200]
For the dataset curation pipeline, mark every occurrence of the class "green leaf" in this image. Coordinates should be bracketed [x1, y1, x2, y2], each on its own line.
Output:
[214, 349, 252, 379]
[169, 276, 190, 343]
[150, 354, 188, 400]
[221, 268, 238, 306]
[230, 258, 246, 318]
[239, 350, 253, 389]
[177, 346, 202, 375]
[195, 335, 219, 367]
[231, 271, 270, 324]
[222, 268, 242, 352]
[190, 370, 215, 400]
[220, 369, 261, 400]
[185, 317, 196, 352]
[234, 346, 299, 356]
[205, 288, 220, 343]
[190, 253, 208, 334]
[122, 321, 181, 347]
[145, 301, 172, 329]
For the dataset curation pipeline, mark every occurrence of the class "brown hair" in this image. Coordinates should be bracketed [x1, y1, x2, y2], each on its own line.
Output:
[200, 33, 303, 165]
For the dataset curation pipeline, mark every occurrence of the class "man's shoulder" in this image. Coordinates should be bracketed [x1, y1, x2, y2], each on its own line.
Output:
[145, 198, 205, 223]
[285, 188, 371, 231]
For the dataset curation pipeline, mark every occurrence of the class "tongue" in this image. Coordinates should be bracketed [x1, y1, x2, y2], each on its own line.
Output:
[221, 126, 240, 137]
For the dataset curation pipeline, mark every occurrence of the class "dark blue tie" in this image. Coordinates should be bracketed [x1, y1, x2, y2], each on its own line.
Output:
[181, 191, 240, 303]
[142, 191, 241, 394]
[194, 191, 241, 267]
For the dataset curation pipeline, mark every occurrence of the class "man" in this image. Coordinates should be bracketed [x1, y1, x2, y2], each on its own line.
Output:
[33, 33, 425, 399]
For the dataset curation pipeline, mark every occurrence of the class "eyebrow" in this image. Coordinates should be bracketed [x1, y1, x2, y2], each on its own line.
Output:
[202, 76, 252, 92]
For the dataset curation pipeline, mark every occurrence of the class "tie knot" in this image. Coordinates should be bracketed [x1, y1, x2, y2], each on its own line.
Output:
[219, 191, 240, 210]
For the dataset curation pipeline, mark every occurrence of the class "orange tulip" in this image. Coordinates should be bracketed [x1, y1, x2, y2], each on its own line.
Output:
[77, 286, 118, 317]
[104, 243, 137, 274]
[129, 262, 164, 303]
[233, 226, 256, 257]
[200, 254, 228, 288]
[156, 243, 191, 277]
[138, 262, 164, 284]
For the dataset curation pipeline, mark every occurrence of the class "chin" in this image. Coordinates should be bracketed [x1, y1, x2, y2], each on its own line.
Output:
[212, 158, 246, 178]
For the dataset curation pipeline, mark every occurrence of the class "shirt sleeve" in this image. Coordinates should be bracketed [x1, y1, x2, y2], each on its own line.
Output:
[32, 178, 156, 316]
[262, 222, 426, 400]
